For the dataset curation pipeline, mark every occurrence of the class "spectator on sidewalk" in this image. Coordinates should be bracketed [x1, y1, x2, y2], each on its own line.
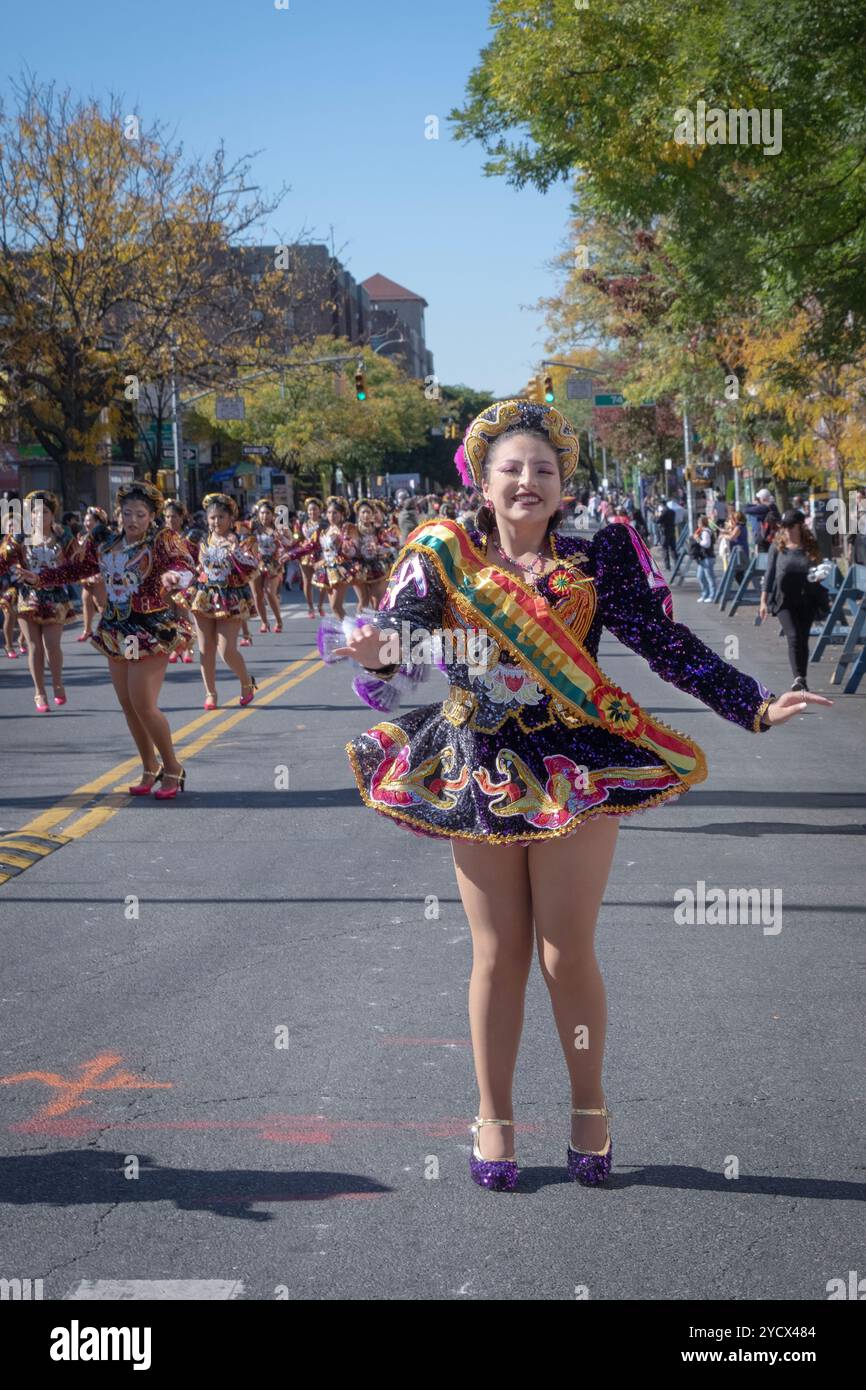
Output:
[745, 488, 782, 553]
[720, 510, 749, 580]
[656, 499, 678, 571]
[848, 488, 866, 567]
[689, 514, 718, 602]
[759, 508, 831, 692]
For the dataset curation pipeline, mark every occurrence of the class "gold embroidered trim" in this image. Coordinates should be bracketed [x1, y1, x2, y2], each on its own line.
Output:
[345, 740, 704, 844]
[753, 695, 774, 732]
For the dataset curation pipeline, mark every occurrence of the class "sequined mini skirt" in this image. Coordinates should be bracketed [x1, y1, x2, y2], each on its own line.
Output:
[93, 606, 184, 659]
[191, 583, 254, 619]
[346, 692, 699, 844]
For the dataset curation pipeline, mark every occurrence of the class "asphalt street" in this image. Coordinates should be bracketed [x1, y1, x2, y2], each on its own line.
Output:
[0, 548, 863, 1302]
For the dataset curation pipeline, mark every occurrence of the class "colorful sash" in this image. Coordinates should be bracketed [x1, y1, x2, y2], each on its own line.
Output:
[405, 519, 705, 783]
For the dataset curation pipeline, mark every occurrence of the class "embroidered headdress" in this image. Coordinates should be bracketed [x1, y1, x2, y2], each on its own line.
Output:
[455, 399, 580, 489]
[202, 492, 239, 517]
[116, 480, 165, 513]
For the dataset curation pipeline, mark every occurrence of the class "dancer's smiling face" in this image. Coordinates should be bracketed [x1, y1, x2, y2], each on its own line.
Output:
[326, 503, 346, 527]
[307, 503, 321, 523]
[356, 504, 373, 526]
[482, 431, 562, 528]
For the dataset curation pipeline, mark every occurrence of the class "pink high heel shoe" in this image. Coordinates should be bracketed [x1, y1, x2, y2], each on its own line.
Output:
[53, 690, 67, 706]
[128, 767, 163, 796]
[239, 677, 257, 707]
[34, 694, 49, 713]
[203, 691, 217, 711]
[153, 768, 185, 800]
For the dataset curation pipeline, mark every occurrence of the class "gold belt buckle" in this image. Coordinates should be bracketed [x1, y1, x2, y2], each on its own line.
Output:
[442, 684, 477, 727]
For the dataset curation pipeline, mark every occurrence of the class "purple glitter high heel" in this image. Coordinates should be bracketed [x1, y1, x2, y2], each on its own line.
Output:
[469, 1116, 519, 1192]
[566, 1102, 613, 1186]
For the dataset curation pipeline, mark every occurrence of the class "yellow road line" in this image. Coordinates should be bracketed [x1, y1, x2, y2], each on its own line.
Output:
[0, 837, 63, 857]
[0, 850, 36, 869]
[10, 652, 324, 845]
[60, 660, 325, 842]
[0, 832, 72, 885]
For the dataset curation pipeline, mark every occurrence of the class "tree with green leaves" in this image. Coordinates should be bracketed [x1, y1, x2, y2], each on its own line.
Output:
[452, 0, 866, 361]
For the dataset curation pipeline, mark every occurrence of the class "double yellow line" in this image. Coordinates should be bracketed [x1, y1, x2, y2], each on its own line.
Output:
[2, 650, 325, 872]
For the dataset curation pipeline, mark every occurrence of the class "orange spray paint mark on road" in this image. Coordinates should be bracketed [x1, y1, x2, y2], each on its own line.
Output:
[0, 1052, 172, 1122]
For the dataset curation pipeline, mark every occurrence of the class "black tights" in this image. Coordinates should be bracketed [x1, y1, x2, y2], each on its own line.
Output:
[776, 605, 813, 680]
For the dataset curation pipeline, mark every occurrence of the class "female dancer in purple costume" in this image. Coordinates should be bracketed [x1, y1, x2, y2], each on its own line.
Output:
[337, 401, 832, 1192]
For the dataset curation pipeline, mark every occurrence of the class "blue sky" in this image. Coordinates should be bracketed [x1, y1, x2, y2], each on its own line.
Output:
[2, 0, 575, 397]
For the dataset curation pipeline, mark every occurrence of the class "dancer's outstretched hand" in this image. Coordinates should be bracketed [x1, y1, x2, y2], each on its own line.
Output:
[332, 623, 391, 667]
[765, 690, 833, 725]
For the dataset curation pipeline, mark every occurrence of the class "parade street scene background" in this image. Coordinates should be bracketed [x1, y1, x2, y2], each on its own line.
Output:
[0, 0, 864, 1344]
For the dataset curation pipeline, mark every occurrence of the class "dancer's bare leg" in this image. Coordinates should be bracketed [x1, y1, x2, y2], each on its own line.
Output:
[42, 622, 65, 697]
[108, 657, 158, 771]
[19, 617, 46, 700]
[215, 619, 250, 684]
[528, 816, 620, 1152]
[194, 615, 218, 698]
[451, 839, 534, 1160]
[126, 655, 182, 776]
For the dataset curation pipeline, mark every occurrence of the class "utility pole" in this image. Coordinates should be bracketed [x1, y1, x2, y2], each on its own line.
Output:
[683, 406, 694, 534]
[169, 340, 186, 507]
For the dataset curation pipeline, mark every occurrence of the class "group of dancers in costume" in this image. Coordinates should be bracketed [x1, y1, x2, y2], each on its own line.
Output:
[298, 494, 399, 620]
[333, 398, 832, 1193]
[10, 484, 268, 795]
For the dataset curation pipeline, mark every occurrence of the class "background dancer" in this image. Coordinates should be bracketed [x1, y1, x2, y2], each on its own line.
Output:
[191, 493, 258, 710]
[0, 490, 75, 712]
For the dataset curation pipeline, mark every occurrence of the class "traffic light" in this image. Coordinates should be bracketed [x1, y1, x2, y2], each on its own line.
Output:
[732, 443, 744, 470]
[156, 469, 174, 494]
[543, 373, 555, 403]
[355, 369, 367, 401]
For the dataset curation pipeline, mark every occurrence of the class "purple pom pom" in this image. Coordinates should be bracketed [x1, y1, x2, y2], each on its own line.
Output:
[317, 616, 348, 663]
[352, 672, 402, 712]
[399, 662, 430, 688]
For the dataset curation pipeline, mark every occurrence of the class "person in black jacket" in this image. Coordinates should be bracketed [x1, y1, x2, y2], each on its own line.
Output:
[759, 509, 830, 691]
[655, 500, 678, 570]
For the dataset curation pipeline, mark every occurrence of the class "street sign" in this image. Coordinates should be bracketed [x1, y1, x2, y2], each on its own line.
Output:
[594, 393, 625, 407]
[664, 458, 673, 471]
[146, 421, 173, 442]
[242, 444, 270, 457]
[216, 396, 245, 421]
[182, 445, 197, 462]
[567, 376, 594, 400]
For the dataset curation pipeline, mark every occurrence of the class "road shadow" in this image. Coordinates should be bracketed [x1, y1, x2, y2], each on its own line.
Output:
[0, 1150, 390, 1222]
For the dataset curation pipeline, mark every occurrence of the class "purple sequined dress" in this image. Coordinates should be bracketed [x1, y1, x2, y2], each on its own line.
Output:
[345, 523, 776, 844]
